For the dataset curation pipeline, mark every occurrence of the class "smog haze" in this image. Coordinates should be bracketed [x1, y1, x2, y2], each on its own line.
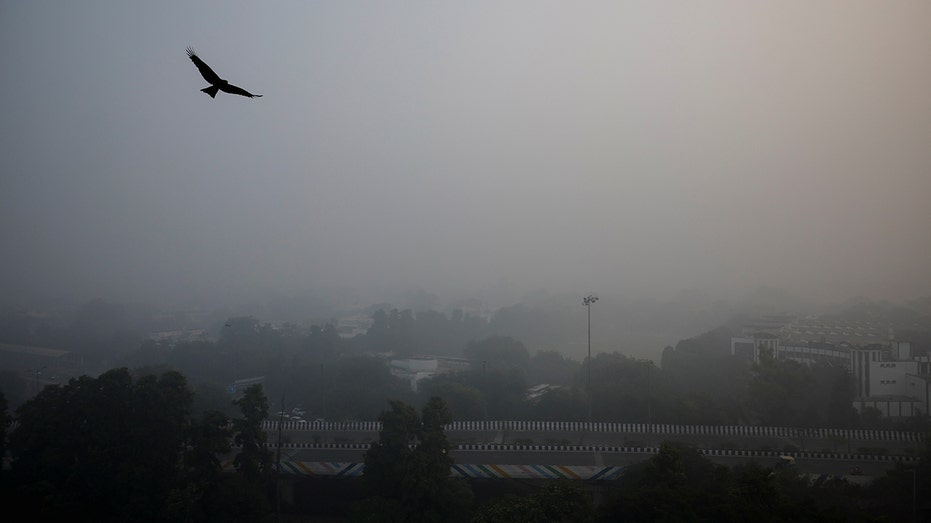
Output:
[2, 1, 930, 311]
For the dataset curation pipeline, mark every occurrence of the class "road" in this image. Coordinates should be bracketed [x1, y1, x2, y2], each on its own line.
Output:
[262, 421, 919, 481]
[268, 444, 891, 482]
[269, 421, 923, 456]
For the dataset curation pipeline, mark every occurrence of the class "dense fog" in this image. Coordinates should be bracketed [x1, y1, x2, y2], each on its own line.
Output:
[2, 2, 930, 313]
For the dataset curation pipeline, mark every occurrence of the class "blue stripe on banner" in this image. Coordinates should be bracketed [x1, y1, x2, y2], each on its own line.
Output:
[589, 466, 611, 480]
[603, 467, 624, 480]
[466, 464, 484, 478]
[472, 464, 491, 478]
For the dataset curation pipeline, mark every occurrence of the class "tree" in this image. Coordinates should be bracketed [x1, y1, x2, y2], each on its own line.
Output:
[527, 350, 579, 386]
[824, 365, 858, 428]
[470, 478, 595, 523]
[179, 382, 271, 523]
[6, 368, 228, 523]
[528, 387, 587, 422]
[232, 384, 271, 486]
[579, 352, 656, 422]
[464, 336, 530, 372]
[600, 442, 847, 522]
[423, 365, 528, 421]
[305, 322, 344, 360]
[355, 398, 472, 522]
[409, 397, 473, 521]
[660, 327, 750, 425]
[748, 351, 814, 426]
[471, 494, 545, 523]
[419, 380, 485, 421]
[365, 308, 418, 355]
[168, 409, 233, 520]
[864, 438, 931, 522]
[327, 356, 415, 420]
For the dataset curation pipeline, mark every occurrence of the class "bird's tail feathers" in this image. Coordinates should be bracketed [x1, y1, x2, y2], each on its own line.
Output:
[201, 86, 220, 98]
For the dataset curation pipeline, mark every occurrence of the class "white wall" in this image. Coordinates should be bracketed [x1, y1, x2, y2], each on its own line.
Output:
[868, 360, 918, 396]
[905, 374, 931, 415]
[856, 398, 920, 417]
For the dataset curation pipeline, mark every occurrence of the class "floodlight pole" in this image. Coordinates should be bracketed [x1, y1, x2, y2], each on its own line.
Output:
[582, 294, 598, 426]
[276, 392, 284, 523]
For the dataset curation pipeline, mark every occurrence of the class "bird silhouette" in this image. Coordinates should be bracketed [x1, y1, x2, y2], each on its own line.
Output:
[186, 47, 262, 99]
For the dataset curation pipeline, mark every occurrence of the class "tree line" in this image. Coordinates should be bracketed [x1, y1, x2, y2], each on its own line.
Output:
[14, 313, 922, 431]
[3, 371, 930, 521]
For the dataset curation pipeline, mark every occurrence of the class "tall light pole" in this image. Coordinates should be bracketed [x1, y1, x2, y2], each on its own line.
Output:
[646, 360, 652, 426]
[482, 360, 488, 442]
[276, 392, 285, 523]
[582, 294, 598, 426]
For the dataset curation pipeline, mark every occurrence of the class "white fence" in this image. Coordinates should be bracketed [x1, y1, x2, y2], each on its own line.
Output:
[262, 419, 925, 442]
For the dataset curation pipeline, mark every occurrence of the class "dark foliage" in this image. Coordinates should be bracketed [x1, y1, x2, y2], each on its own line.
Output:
[356, 397, 473, 522]
[4, 369, 272, 522]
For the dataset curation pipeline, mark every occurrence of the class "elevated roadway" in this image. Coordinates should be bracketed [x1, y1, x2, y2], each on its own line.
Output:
[258, 420, 923, 482]
[265, 420, 924, 454]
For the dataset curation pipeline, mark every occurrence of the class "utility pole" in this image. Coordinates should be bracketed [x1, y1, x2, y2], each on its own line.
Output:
[320, 363, 327, 420]
[482, 360, 488, 442]
[276, 393, 284, 523]
[582, 294, 598, 426]
[647, 360, 652, 426]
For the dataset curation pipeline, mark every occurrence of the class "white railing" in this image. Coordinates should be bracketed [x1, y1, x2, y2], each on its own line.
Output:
[243, 440, 920, 463]
[261, 419, 926, 442]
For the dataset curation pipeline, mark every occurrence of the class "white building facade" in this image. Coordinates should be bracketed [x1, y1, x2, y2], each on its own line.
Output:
[731, 320, 926, 418]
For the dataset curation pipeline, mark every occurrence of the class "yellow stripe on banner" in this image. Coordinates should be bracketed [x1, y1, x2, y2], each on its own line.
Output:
[294, 461, 315, 475]
[557, 465, 581, 479]
[488, 464, 511, 478]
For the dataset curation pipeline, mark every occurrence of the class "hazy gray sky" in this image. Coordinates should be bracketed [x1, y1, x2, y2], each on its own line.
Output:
[2, 1, 929, 309]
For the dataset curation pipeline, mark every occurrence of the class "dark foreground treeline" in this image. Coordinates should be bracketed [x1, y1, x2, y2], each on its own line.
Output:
[2, 370, 930, 522]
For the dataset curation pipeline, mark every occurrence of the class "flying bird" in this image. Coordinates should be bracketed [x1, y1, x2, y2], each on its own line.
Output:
[186, 47, 262, 99]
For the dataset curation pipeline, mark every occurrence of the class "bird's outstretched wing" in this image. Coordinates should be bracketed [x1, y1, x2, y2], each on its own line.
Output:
[221, 83, 263, 98]
[186, 47, 223, 85]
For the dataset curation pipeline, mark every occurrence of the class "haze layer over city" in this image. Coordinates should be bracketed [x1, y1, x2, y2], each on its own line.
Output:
[5, 5, 931, 521]
[2, 2, 930, 330]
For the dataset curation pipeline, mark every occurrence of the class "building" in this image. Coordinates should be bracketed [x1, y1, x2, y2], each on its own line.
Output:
[730, 333, 779, 363]
[777, 341, 850, 367]
[855, 396, 921, 417]
[145, 329, 209, 346]
[849, 346, 883, 397]
[905, 372, 931, 416]
[390, 358, 439, 392]
[730, 316, 926, 419]
[336, 316, 373, 338]
[227, 376, 266, 398]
